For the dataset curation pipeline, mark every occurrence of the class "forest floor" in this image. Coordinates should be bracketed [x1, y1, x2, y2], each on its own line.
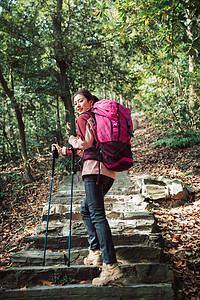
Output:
[1, 117, 200, 300]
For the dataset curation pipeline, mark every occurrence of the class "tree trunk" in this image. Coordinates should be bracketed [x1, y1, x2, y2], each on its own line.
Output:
[186, 11, 197, 108]
[52, 0, 76, 136]
[0, 66, 34, 183]
[7, 107, 18, 152]
[188, 53, 195, 106]
[15, 106, 34, 182]
[56, 95, 63, 145]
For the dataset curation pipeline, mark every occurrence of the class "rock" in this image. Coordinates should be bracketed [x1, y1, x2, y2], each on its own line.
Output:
[43, 204, 67, 215]
[135, 175, 190, 202]
[162, 178, 184, 196]
[36, 220, 69, 235]
[135, 175, 156, 193]
[171, 188, 189, 201]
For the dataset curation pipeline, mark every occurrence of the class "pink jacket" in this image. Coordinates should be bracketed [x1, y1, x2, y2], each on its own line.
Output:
[61, 113, 116, 180]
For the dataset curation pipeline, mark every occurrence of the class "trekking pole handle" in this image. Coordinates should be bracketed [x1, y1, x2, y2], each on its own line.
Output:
[51, 147, 58, 178]
[68, 144, 74, 153]
[53, 147, 59, 159]
[68, 145, 75, 168]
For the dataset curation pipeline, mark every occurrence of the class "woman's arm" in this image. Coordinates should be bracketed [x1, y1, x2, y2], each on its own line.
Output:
[68, 114, 94, 150]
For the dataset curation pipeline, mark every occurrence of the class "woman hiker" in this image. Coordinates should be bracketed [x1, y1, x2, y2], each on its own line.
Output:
[52, 90, 123, 286]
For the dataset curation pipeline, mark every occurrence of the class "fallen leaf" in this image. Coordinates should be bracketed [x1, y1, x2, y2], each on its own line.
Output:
[175, 261, 183, 267]
[42, 281, 53, 286]
[8, 246, 18, 253]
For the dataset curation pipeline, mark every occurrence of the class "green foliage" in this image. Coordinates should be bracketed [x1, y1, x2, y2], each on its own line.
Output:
[56, 156, 80, 175]
[0, 0, 200, 171]
[154, 130, 200, 148]
[134, 54, 200, 145]
[0, 170, 23, 203]
[53, 274, 76, 285]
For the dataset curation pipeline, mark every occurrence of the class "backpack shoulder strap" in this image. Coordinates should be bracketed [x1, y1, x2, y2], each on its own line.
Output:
[81, 110, 96, 125]
[81, 111, 98, 144]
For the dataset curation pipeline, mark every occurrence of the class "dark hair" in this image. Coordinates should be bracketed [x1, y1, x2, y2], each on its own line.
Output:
[72, 90, 100, 104]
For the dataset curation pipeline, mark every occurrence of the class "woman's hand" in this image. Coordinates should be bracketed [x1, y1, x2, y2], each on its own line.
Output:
[68, 135, 76, 145]
[51, 144, 62, 155]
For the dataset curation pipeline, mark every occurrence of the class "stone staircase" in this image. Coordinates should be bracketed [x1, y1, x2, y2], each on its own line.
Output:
[0, 172, 174, 299]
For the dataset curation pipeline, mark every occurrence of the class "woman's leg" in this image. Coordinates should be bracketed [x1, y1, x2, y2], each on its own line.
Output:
[80, 175, 114, 251]
[81, 175, 117, 264]
[80, 197, 100, 250]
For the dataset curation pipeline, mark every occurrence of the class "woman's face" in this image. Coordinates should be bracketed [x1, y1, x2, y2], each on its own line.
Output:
[74, 94, 93, 114]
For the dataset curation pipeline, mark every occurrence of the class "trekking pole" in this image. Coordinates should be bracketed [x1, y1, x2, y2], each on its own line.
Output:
[67, 145, 75, 267]
[43, 147, 58, 266]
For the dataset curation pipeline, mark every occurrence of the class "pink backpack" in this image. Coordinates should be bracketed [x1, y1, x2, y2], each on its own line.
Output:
[85, 100, 134, 171]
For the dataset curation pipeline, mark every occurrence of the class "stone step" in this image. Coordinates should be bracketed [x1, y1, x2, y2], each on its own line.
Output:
[24, 233, 162, 251]
[35, 217, 156, 236]
[0, 283, 174, 300]
[0, 170, 175, 300]
[0, 263, 173, 290]
[51, 192, 148, 211]
[41, 210, 154, 222]
[11, 245, 161, 267]
[50, 199, 148, 212]
[56, 172, 135, 197]
[43, 192, 149, 212]
[54, 186, 136, 200]
[60, 171, 133, 187]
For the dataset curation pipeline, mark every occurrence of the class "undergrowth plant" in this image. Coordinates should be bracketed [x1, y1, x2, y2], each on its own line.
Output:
[138, 57, 200, 148]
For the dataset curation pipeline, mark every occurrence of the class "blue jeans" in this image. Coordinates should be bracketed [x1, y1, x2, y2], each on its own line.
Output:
[80, 175, 117, 264]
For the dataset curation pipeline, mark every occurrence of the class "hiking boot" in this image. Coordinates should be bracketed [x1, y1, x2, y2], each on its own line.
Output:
[84, 249, 103, 267]
[92, 263, 123, 286]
